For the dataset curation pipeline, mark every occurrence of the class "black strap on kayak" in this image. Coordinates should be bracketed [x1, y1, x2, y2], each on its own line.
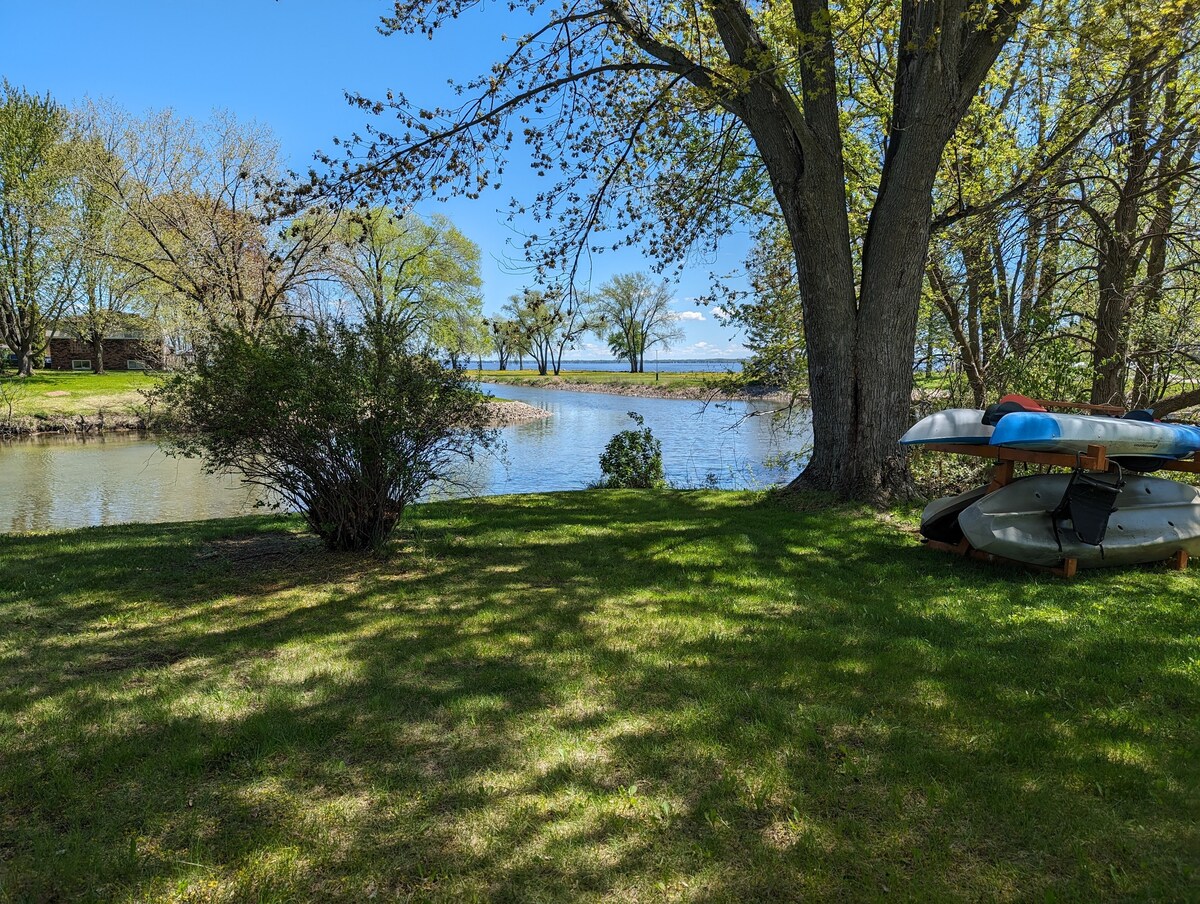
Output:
[1123, 409, 1156, 422]
[982, 400, 1035, 426]
[1051, 461, 1125, 550]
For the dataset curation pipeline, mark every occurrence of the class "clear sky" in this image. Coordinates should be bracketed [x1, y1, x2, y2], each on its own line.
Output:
[0, 0, 751, 359]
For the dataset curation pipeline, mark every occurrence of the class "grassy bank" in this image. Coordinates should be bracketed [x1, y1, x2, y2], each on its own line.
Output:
[472, 368, 726, 392]
[0, 370, 162, 418]
[2, 491, 1198, 901]
[0, 372, 530, 431]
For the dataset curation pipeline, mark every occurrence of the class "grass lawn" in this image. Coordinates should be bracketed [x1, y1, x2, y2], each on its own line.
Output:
[2, 491, 1198, 901]
[471, 368, 728, 391]
[0, 370, 162, 418]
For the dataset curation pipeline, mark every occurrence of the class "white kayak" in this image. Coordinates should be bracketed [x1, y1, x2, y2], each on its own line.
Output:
[989, 412, 1200, 460]
[958, 474, 1200, 568]
[901, 409, 991, 445]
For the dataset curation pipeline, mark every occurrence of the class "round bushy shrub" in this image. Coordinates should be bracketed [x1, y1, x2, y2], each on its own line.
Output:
[153, 320, 496, 551]
[598, 411, 665, 488]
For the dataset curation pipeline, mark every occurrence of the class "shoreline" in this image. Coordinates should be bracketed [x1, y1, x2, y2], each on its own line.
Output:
[0, 412, 150, 438]
[481, 376, 796, 404]
[0, 398, 552, 439]
[484, 399, 553, 426]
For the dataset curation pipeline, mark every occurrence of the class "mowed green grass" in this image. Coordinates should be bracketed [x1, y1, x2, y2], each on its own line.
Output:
[471, 368, 725, 390]
[0, 370, 162, 417]
[1, 491, 1198, 901]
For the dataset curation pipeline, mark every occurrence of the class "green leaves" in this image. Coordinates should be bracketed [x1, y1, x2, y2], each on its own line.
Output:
[153, 320, 497, 551]
[598, 411, 666, 489]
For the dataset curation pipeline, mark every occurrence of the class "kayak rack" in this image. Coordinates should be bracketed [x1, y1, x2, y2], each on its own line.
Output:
[920, 440, 1200, 577]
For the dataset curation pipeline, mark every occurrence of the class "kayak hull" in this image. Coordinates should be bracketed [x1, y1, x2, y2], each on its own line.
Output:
[989, 412, 1200, 460]
[920, 484, 991, 544]
[902, 409, 991, 445]
[958, 475, 1200, 568]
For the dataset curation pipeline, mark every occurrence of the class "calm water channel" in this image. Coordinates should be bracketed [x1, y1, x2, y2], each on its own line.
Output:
[0, 382, 809, 533]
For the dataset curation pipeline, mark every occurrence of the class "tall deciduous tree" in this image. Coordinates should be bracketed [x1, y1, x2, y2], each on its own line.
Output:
[69, 138, 149, 373]
[592, 272, 682, 373]
[503, 289, 591, 375]
[488, 316, 527, 370]
[84, 105, 332, 339]
[0, 83, 78, 375]
[322, 205, 484, 356]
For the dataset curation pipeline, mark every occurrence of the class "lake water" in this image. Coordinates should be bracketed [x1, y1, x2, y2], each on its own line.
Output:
[0, 383, 809, 533]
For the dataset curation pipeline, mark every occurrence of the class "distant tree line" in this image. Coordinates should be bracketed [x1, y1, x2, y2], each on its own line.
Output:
[0, 82, 697, 382]
[487, 272, 684, 375]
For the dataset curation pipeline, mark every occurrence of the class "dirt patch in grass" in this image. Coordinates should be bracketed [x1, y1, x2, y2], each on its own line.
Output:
[195, 530, 325, 570]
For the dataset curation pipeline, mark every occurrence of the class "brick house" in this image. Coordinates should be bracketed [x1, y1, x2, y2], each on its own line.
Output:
[48, 329, 165, 372]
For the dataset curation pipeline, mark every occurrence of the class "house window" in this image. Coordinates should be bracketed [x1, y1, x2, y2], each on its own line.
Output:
[126, 359, 147, 371]
[71, 359, 91, 371]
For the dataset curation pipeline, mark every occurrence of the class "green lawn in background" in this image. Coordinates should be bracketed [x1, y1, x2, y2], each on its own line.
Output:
[1, 490, 1197, 901]
[0, 370, 162, 418]
[471, 368, 729, 390]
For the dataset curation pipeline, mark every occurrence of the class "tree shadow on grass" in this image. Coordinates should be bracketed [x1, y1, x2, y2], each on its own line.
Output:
[1, 491, 1198, 901]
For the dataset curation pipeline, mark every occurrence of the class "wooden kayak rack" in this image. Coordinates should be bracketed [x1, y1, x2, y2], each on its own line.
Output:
[919, 397, 1199, 577]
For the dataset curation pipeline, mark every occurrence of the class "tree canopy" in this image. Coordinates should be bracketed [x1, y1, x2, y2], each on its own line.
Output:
[0, 82, 78, 375]
[319, 205, 484, 357]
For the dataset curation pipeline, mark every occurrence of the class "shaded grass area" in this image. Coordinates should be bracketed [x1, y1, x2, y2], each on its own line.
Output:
[471, 368, 724, 390]
[1, 491, 1198, 901]
[0, 370, 162, 417]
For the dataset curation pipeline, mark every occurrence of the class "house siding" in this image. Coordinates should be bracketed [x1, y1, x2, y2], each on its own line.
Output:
[48, 337, 162, 371]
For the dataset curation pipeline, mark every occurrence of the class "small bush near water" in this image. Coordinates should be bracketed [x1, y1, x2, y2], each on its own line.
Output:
[153, 321, 496, 551]
[597, 411, 666, 488]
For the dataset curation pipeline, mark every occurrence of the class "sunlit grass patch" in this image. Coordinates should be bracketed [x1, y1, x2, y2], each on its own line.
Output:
[1, 491, 1198, 900]
[0, 369, 162, 417]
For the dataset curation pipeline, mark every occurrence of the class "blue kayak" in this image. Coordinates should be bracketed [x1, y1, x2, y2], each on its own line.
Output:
[989, 412, 1200, 460]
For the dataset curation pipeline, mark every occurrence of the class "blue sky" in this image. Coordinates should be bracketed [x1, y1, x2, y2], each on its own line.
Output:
[1, 1, 751, 359]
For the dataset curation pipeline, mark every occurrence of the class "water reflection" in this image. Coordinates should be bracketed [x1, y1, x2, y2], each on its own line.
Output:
[0, 433, 261, 533]
[466, 382, 807, 494]
[0, 384, 809, 533]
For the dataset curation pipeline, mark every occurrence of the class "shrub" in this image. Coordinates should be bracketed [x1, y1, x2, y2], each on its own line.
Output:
[153, 320, 496, 552]
[598, 411, 665, 488]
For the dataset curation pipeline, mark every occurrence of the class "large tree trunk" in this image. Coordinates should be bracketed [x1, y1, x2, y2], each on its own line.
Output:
[90, 329, 106, 375]
[774, 0, 1013, 500]
[1090, 69, 1151, 407]
[17, 338, 33, 377]
[852, 151, 944, 500]
[1091, 234, 1134, 406]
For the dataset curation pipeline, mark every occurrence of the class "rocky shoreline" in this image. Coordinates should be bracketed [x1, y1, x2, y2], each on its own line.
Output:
[484, 400, 553, 426]
[1, 399, 551, 438]
[0, 412, 149, 438]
